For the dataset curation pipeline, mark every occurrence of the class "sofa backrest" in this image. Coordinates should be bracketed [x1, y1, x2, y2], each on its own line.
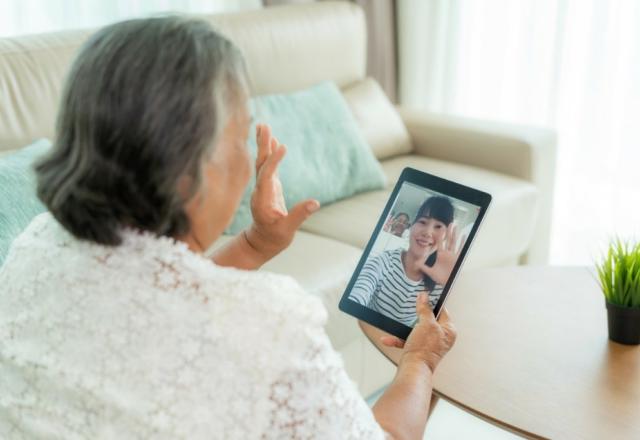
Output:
[0, 1, 410, 159]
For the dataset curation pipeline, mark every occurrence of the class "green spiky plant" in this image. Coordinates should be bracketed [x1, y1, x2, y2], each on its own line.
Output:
[596, 239, 640, 308]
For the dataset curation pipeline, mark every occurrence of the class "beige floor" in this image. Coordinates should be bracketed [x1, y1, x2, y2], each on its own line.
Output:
[367, 389, 523, 439]
[424, 399, 523, 439]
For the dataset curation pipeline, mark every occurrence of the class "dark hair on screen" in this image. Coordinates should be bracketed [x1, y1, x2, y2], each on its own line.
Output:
[414, 196, 454, 227]
[35, 16, 248, 246]
[414, 196, 455, 292]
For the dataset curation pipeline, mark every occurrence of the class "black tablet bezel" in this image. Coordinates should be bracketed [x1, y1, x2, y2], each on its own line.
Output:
[338, 167, 492, 340]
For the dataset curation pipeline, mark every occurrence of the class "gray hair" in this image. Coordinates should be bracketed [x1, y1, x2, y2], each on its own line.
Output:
[36, 16, 248, 245]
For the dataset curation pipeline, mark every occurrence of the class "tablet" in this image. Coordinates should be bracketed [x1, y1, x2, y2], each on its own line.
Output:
[338, 167, 492, 340]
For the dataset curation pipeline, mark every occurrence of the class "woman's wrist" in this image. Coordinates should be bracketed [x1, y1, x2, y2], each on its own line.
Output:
[209, 228, 276, 271]
[243, 225, 284, 263]
[399, 351, 437, 376]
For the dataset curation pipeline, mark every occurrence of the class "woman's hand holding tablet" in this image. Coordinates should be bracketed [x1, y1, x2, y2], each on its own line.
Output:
[339, 167, 492, 340]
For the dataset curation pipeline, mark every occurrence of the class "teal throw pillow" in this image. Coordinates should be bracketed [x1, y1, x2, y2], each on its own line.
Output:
[0, 139, 51, 266]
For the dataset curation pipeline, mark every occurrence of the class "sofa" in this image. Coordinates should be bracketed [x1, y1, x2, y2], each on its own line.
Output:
[0, 2, 556, 398]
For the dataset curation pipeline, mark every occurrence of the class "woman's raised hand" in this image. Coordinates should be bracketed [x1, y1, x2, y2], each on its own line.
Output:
[247, 124, 320, 257]
[417, 224, 466, 286]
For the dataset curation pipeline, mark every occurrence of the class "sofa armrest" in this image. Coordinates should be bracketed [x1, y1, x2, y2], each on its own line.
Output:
[397, 106, 557, 264]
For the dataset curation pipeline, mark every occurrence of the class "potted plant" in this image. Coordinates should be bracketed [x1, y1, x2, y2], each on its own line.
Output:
[596, 239, 640, 345]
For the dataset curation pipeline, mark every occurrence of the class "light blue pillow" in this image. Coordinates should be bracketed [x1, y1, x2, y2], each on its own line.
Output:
[0, 139, 51, 266]
[226, 81, 387, 234]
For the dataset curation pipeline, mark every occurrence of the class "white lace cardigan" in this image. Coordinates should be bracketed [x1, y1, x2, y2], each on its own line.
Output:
[0, 213, 387, 439]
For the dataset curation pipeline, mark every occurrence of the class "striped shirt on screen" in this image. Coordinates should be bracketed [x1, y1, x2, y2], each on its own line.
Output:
[348, 248, 443, 327]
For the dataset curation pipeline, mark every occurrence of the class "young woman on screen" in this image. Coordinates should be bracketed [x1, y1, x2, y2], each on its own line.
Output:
[349, 196, 463, 326]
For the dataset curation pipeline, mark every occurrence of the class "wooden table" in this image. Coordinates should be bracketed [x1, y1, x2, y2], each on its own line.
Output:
[361, 266, 640, 439]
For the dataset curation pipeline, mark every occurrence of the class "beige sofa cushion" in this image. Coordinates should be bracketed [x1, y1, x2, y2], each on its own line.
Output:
[301, 155, 539, 268]
[0, 2, 367, 152]
[212, 2, 366, 96]
[342, 78, 412, 160]
[0, 30, 92, 151]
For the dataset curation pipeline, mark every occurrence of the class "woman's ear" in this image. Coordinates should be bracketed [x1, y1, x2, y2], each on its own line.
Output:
[177, 175, 196, 201]
[178, 173, 209, 214]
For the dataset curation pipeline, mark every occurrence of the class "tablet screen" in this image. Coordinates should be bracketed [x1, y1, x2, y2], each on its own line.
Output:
[347, 180, 482, 328]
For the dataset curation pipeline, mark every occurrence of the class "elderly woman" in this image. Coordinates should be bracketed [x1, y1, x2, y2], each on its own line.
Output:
[0, 17, 456, 439]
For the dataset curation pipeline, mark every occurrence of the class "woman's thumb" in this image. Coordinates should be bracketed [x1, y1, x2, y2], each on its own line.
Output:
[416, 292, 435, 323]
[287, 199, 320, 229]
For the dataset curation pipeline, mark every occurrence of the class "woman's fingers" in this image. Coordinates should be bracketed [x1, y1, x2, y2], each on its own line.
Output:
[444, 223, 456, 252]
[255, 124, 271, 172]
[252, 125, 318, 228]
[415, 292, 436, 324]
[380, 335, 405, 348]
[457, 234, 467, 256]
[257, 143, 286, 183]
[255, 124, 282, 174]
[285, 199, 320, 229]
[437, 307, 457, 343]
[439, 225, 450, 252]
[437, 307, 451, 324]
